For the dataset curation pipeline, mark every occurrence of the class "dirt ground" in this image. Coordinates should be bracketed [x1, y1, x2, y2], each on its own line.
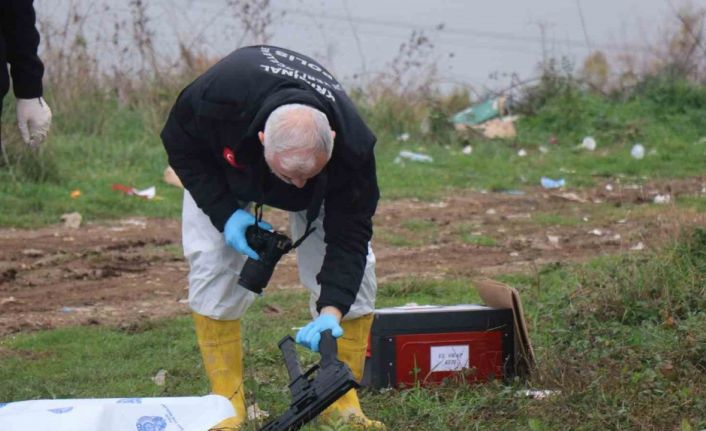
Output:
[1, 178, 704, 337]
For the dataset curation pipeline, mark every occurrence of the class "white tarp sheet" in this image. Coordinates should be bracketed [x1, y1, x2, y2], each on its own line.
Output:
[0, 395, 235, 431]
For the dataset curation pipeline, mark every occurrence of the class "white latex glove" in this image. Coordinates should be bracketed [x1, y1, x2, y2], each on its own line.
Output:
[16, 97, 52, 148]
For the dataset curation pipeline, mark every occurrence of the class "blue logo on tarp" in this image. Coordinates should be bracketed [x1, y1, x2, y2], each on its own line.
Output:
[136, 416, 167, 431]
[48, 407, 74, 414]
[117, 398, 143, 404]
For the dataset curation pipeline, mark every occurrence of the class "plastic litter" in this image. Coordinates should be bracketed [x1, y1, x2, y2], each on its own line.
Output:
[247, 404, 270, 420]
[515, 389, 561, 400]
[394, 151, 433, 163]
[556, 192, 587, 203]
[547, 235, 561, 248]
[540, 177, 565, 189]
[112, 184, 157, 199]
[538, 145, 549, 154]
[0, 395, 235, 431]
[630, 144, 645, 160]
[589, 229, 603, 236]
[152, 369, 167, 386]
[452, 97, 517, 138]
[631, 242, 645, 251]
[503, 190, 526, 196]
[22, 249, 43, 257]
[653, 194, 671, 204]
[462, 145, 473, 155]
[452, 97, 507, 126]
[517, 149, 527, 157]
[70, 190, 81, 199]
[1, 296, 17, 306]
[396, 132, 410, 142]
[579, 136, 596, 151]
[60, 212, 82, 229]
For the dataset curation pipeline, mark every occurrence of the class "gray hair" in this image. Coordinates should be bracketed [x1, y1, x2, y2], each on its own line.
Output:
[263, 104, 334, 174]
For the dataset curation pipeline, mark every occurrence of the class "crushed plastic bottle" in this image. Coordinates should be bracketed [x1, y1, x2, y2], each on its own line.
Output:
[540, 177, 565, 189]
[580, 136, 597, 151]
[631, 144, 645, 160]
[394, 150, 433, 163]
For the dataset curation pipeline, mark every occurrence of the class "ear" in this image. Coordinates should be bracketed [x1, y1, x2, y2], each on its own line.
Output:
[258, 131, 265, 145]
[331, 130, 336, 141]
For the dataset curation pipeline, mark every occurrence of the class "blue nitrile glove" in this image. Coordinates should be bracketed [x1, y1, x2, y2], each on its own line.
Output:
[295, 314, 344, 353]
[223, 209, 273, 260]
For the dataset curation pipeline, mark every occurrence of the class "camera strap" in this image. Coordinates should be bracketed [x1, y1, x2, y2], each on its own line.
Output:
[253, 203, 315, 252]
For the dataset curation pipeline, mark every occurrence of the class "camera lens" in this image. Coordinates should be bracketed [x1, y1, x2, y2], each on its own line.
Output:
[238, 258, 276, 295]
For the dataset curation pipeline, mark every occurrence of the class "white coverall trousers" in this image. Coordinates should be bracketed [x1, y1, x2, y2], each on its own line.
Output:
[182, 191, 377, 321]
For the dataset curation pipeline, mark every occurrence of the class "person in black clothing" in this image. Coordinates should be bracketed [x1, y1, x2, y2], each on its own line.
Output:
[0, 0, 52, 152]
[161, 46, 383, 429]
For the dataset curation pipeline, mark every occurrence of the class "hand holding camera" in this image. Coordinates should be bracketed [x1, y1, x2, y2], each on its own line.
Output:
[237, 223, 294, 295]
[224, 209, 273, 260]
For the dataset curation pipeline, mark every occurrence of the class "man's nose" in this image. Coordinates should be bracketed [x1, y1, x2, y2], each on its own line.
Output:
[292, 178, 307, 188]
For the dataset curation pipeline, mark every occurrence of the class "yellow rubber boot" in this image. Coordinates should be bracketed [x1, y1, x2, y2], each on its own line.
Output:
[192, 313, 247, 431]
[321, 313, 385, 429]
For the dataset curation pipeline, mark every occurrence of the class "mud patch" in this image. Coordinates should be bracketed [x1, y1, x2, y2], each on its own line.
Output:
[1, 179, 705, 337]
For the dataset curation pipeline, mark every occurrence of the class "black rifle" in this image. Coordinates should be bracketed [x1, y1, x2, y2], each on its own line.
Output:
[258, 330, 359, 431]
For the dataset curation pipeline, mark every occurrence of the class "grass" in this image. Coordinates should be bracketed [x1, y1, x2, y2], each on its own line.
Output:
[2, 229, 705, 430]
[3, 76, 706, 227]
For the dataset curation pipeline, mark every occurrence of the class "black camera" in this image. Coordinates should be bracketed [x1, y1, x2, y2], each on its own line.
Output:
[237, 225, 293, 295]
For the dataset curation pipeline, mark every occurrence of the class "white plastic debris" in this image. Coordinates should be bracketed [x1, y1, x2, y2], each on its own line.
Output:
[589, 229, 603, 236]
[1, 296, 17, 306]
[653, 194, 671, 204]
[540, 177, 565, 189]
[605, 184, 614, 192]
[397, 133, 410, 142]
[134, 186, 156, 199]
[517, 149, 527, 157]
[485, 208, 497, 215]
[462, 145, 473, 155]
[580, 136, 596, 151]
[547, 235, 561, 248]
[516, 389, 561, 400]
[394, 150, 433, 163]
[429, 201, 448, 208]
[247, 404, 270, 420]
[630, 144, 645, 160]
[60, 212, 82, 229]
[151, 369, 167, 386]
[631, 242, 645, 251]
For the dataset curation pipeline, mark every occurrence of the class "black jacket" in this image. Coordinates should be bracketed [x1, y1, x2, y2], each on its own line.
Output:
[161, 46, 379, 316]
[0, 0, 44, 100]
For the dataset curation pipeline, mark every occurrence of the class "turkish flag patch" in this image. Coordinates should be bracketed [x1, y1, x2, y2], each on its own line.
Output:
[222, 147, 243, 169]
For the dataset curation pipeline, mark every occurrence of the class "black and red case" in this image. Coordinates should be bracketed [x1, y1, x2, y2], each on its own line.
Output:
[362, 304, 515, 388]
